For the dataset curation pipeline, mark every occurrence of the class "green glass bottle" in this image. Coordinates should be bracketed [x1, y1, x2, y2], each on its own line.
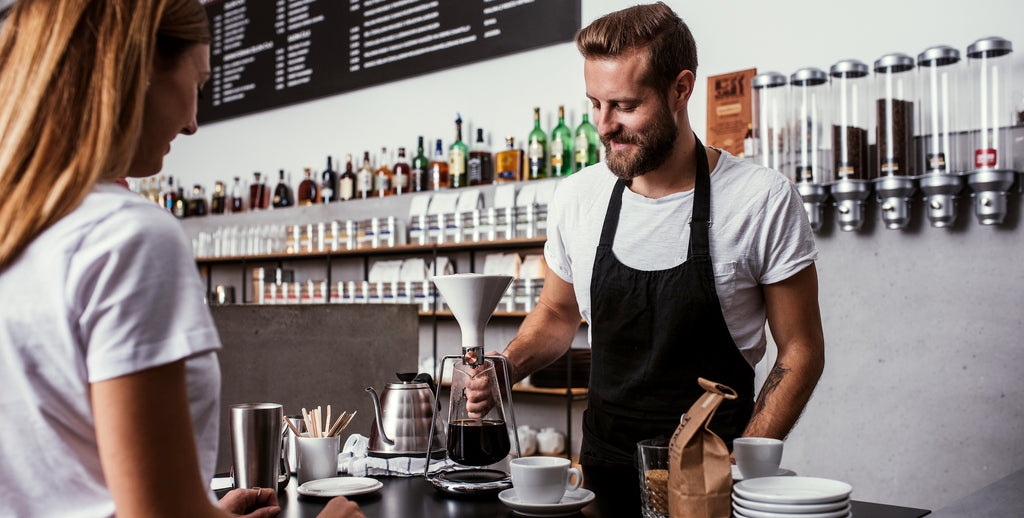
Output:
[574, 102, 600, 172]
[412, 136, 430, 191]
[550, 105, 573, 177]
[527, 107, 547, 179]
[448, 114, 468, 189]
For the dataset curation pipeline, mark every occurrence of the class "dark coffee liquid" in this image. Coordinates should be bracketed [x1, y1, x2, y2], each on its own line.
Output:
[447, 419, 510, 466]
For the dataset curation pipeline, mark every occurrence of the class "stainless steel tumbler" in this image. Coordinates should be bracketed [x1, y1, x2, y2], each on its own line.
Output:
[229, 403, 283, 489]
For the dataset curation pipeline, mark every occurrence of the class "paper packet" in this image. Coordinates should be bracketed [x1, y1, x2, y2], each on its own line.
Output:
[667, 378, 738, 518]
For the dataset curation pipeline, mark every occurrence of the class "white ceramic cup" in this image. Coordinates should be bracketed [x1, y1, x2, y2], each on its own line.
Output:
[295, 435, 341, 484]
[510, 456, 583, 504]
[733, 437, 784, 479]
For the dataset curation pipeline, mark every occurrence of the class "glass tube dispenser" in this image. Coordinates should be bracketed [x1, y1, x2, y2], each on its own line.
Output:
[873, 53, 918, 229]
[789, 67, 830, 231]
[829, 59, 873, 232]
[752, 72, 789, 177]
[965, 36, 1016, 225]
[917, 45, 964, 227]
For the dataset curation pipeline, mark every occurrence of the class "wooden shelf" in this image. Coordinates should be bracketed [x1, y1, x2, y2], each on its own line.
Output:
[421, 310, 530, 318]
[195, 237, 547, 264]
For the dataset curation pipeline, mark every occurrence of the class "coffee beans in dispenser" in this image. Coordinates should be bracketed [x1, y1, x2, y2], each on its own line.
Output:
[965, 36, 1016, 226]
[789, 67, 831, 231]
[917, 46, 965, 228]
[873, 53, 919, 230]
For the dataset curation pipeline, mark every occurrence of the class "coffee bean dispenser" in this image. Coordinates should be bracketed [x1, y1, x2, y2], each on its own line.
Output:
[789, 67, 831, 231]
[752, 72, 790, 176]
[873, 53, 918, 229]
[829, 59, 873, 231]
[965, 36, 1017, 225]
[917, 46, 965, 227]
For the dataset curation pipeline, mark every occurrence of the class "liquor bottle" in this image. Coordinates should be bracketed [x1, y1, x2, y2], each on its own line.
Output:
[527, 107, 548, 180]
[162, 176, 178, 212]
[448, 114, 468, 189]
[392, 147, 411, 195]
[321, 155, 338, 203]
[468, 128, 493, 185]
[742, 123, 755, 159]
[229, 176, 245, 213]
[190, 184, 208, 217]
[374, 147, 393, 197]
[173, 183, 187, 218]
[210, 181, 226, 214]
[338, 154, 356, 201]
[411, 136, 429, 192]
[297, 168, 319, 205]
[550, 105, 572, 177]
[356, 151, 374, 199]
[495, 137, 523, 183]
[273, 169, 294, 208]
[249, 171, 268, 210]
[574, 105, 600, 172]
[429, 139, 449, 190]
[145, 178, 160, 204]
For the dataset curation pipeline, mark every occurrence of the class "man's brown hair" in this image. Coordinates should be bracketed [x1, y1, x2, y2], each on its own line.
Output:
[575, 2, 697, 92]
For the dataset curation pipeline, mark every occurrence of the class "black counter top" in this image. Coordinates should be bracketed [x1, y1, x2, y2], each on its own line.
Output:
[271, 475, 930, 518]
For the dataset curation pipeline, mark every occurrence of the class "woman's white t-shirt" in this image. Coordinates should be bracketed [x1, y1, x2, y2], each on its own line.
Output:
[0, 182, 222, 517]
[544, 150, 818, 367]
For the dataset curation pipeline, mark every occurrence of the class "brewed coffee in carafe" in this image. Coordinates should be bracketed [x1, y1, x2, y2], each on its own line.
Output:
[447, 359, 511, 466]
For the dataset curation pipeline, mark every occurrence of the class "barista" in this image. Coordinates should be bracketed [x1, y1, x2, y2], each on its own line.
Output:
[474, 3, 825, 516]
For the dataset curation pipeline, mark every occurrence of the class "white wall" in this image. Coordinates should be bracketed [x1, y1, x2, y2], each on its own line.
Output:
[173, 0, 1024, 511]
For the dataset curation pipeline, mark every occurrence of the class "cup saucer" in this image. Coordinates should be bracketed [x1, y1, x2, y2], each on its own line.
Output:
[732, 465, 797, 481]
[498, 487, 595, 517]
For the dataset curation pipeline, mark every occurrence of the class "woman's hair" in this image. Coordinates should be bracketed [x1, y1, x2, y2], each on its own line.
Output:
[575, 2, 697, 93]
[0, 0, 209, 271]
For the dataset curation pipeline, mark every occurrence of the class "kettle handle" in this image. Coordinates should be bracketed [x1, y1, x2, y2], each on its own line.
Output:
[364, 387, 395, 446]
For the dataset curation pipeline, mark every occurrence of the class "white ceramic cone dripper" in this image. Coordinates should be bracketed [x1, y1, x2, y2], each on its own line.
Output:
[431, 274, 514, 350]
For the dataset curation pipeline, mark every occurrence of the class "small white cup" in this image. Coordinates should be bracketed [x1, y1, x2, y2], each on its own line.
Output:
[510, 456, 583, 504]
[734, 437, 784, 479]
[295, 435, 341, 484]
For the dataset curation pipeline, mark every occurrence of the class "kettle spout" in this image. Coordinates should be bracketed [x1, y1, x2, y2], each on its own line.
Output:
[365, 387, 395, 446]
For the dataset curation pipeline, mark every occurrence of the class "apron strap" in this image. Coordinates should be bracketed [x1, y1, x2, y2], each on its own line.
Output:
[598, 180, 627, 248]
[687, 134, 712, 260]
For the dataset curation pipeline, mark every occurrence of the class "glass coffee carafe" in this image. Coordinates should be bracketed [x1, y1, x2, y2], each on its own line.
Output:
[447, 358, 512, 467]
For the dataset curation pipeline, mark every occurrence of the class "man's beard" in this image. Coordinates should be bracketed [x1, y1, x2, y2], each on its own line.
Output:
[601, 103, 679, 181]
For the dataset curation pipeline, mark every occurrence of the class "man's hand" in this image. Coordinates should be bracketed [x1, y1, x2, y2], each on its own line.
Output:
[218, 487, 280, 517]
[316, 496, 366, 518]
[461, 351, 504, 417]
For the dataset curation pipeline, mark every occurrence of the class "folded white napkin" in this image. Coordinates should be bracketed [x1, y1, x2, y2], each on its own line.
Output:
[338, 434, 454, 477]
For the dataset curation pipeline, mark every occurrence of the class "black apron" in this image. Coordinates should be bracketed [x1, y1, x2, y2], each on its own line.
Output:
[580, 136, 754, 517]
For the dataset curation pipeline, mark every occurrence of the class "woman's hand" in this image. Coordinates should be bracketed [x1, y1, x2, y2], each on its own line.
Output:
[317, 496, 366, 518]
[219, 487, 280, 517]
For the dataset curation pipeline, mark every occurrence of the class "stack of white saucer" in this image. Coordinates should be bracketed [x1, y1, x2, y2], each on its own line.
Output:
[731, 476, 853, 518]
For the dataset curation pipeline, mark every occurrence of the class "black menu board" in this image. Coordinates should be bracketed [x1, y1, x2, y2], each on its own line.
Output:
[199, 0, 581, 124]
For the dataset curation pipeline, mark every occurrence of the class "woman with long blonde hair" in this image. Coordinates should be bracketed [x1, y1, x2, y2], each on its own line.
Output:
[0, 1, 361, 516]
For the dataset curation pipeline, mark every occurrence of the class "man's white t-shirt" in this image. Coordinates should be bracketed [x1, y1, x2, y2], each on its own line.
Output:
[0, 182, 222, 517]
[544, 150, 818, 367]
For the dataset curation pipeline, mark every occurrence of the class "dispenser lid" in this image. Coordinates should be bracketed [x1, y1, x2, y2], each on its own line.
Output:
[874, 53, 915, 73]
[752, 71, 787, 89]
[789, 68, 827, 87]
[830, 59, 869, 78]
[967, 36, 1013, 58]
[918, 46, 961, 67]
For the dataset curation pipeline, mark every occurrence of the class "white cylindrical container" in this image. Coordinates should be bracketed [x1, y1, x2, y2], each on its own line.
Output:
[789, 67, 832, 184]
[830, 59, 871, 180]
[752, 72, 789, 177]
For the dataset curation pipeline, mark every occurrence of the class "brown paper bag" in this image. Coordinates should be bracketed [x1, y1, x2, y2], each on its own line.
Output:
[667, 378, 738, 518]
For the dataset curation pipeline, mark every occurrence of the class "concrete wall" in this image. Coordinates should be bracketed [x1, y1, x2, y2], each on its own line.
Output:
[210, 304, 419, 473]
[175, 0, 1024, 510]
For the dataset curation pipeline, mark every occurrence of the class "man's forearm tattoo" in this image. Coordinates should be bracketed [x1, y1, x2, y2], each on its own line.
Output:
[752, 364, 790, 416]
